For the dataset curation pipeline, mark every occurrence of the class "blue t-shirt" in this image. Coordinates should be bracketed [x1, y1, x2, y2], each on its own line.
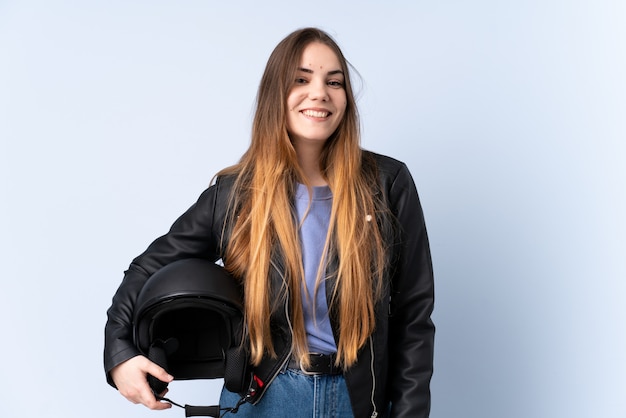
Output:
[295, 183, 337, 354]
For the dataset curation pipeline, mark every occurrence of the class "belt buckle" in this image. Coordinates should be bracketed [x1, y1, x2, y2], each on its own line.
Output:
[299, 358, 320, 376]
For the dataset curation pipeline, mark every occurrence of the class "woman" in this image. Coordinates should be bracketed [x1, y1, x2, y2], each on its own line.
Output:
[104, 27, 435, 418]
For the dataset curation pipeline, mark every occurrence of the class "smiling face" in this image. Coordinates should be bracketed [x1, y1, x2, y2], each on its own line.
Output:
[286, 42, 347, 148]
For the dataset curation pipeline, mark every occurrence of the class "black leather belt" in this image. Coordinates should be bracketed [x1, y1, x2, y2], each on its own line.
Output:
[287, 353, 342, 375]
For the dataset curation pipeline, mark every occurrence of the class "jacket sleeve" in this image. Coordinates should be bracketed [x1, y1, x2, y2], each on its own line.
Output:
[103, 178, 227, 387]
[387, 163, 435, 418]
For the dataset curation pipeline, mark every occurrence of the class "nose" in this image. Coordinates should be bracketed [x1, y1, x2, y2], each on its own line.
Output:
[307, 78, 328, 101]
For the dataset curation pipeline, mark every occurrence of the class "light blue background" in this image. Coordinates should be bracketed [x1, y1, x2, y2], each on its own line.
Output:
[1, 1, 624, 417]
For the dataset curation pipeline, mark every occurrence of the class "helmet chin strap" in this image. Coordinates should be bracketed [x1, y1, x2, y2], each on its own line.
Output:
[154, 385, 250, 417]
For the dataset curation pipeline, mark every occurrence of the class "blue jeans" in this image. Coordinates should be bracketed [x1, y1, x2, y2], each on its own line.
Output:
[220, 368, 354, 417]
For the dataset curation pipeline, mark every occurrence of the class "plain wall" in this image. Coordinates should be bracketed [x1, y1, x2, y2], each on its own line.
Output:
[1, 1, 624, 417]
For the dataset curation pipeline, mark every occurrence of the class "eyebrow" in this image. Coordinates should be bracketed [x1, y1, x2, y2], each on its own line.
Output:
[297, 67, 344, 76]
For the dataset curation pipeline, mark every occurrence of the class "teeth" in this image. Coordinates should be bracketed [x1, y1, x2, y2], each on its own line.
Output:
[302, 109, 329, 118]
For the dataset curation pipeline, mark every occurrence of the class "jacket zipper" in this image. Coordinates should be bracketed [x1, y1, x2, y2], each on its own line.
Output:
[369, 335, 378, 418]
[251, 261, 294, 403]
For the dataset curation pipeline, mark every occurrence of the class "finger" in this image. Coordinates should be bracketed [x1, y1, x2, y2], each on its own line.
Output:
[137, 380, 172, 410]
[143, 397, 172, 410]
[145, 396, 173, 410]
[144, 361, 174, 384]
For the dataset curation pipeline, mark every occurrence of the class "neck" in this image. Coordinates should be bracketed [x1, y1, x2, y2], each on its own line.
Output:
[294, 141, 327, 186]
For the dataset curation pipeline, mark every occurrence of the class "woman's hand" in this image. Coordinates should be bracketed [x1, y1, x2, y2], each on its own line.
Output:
[110, 355, 174, 410]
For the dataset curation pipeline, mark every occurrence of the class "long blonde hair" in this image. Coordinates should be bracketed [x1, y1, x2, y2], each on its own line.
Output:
[218, 28, 389, 368]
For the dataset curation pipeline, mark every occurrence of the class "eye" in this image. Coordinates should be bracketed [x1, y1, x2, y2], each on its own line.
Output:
[328, 80, 344, 88]
[294, 77, 308, 85]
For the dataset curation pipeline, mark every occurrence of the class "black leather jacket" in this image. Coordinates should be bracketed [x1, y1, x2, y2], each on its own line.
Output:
[104, 151, 435, 418]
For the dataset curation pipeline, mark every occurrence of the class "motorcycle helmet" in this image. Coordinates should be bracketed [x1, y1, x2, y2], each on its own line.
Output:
[133, 258, 248, 397]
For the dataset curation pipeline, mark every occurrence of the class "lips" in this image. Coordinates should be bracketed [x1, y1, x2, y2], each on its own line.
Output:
[301, 109, 331, 118]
